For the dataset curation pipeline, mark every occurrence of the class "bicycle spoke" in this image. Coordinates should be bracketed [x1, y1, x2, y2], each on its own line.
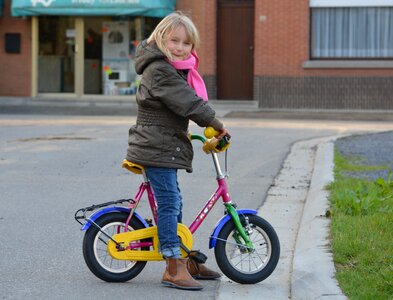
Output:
[230, 251, 245, 261]
[250, 253, 260, 270]
[254, 251, 268, 264]
[251, 237, 266, 245]
[233, 255, 244, 268]
[102, 253, 109, 264]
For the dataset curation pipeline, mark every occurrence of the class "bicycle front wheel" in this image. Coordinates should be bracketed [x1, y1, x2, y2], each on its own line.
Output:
[82, 212, 149, 282]
[214, 214, 280, 284]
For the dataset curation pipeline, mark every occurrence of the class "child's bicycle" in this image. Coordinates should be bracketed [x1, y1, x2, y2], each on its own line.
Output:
[74, 128, 280, 284]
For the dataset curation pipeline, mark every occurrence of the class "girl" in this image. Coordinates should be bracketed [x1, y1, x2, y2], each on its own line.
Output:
[126, 11, 230, 290]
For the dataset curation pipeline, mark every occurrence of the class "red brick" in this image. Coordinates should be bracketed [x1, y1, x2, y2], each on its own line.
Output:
[0, 0, 31, 96]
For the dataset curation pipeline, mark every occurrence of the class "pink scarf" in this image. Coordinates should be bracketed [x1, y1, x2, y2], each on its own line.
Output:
[167, 50, 208, 101]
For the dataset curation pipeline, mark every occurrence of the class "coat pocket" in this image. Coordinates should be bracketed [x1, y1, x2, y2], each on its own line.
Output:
[161, 129, 193, 166]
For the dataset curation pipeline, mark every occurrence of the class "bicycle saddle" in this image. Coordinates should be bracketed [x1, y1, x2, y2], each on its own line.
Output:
[122, 159, 144, 174]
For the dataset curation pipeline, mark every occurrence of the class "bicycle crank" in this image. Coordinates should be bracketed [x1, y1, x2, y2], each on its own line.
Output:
[107, 224, 193, 261]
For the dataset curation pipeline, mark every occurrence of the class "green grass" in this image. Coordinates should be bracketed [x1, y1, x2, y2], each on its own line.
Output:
[328, 147, 393, 299]
[334, 149, 389, 174]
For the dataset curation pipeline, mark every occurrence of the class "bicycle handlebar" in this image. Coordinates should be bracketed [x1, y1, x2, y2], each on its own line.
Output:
[190, 133, 206, 143]
[190, 127, 231, 153]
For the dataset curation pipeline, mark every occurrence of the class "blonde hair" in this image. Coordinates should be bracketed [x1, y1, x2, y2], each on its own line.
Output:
[147, 11, 200, 60]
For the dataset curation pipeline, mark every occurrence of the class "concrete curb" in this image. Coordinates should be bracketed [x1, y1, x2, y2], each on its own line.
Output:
[217, 136, 347, 299]
[291, 140, 347, 300]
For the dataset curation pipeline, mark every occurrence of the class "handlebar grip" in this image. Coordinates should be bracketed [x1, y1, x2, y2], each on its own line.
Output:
[204, 127, 220, 139]
[203, 127, 231, 153]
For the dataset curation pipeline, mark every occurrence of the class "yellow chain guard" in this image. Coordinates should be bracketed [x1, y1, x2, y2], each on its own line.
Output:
[107, 224, 193, 261]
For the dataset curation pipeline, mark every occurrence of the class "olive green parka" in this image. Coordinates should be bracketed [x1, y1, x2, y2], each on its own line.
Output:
[126, 40, 223, 172]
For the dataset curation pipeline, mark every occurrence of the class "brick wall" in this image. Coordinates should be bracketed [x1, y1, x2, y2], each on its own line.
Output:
[176, 0, 216, 76]
[255, 0, 393, 77]
[253, 0, 393, 109]
[255, 76, 393, 109]
[176, 0, 217, 98]
[0, 0, 31, 96]
[255, 0, 309, 77]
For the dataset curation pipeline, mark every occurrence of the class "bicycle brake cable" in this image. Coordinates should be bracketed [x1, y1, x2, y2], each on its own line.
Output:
[225, 149, 228, 177]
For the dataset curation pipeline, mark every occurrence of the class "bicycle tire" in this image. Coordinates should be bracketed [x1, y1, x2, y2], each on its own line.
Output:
[214, 214, 280, 284]
[82, 212, 149, 282]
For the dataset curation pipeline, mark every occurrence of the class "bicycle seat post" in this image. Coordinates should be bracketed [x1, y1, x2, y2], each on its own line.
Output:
[142, 170, 149, 183]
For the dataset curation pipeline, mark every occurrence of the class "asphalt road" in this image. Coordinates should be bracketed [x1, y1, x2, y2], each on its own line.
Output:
[1, 115, 392, 300]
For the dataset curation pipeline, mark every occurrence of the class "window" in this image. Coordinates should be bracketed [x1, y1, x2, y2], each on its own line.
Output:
[310, 4, 393, 59]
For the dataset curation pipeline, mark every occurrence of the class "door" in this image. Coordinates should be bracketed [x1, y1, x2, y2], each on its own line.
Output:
[217, 0, 254, 100]
[38, 16, 76, 93]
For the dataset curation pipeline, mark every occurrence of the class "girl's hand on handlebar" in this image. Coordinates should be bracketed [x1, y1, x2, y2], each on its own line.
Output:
[203, 126, 230, 140]
[216, 128, 230, 140]
[202, 127, 231, 153]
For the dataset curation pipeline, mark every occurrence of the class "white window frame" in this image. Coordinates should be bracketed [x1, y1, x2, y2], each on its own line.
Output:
[310, 0, 393, 7]
[304, 1, 393, 68]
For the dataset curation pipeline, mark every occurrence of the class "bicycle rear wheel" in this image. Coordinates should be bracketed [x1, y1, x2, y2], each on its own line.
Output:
[214, 214, 280, 284]
[83, 212, 149, 282]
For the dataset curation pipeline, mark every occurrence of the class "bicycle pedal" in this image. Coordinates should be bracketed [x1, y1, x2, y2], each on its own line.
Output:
[144, 218, 153, 227]
[188, 250, 208, 264]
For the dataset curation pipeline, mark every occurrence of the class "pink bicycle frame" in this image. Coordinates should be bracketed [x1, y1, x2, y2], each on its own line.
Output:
[124, 151, 232, 250]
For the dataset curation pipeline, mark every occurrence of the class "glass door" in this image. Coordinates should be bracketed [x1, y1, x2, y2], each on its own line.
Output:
[38, 17, 76, 93]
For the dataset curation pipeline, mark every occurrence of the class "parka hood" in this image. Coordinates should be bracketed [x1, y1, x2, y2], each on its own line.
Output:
[135, 40, 167, 75]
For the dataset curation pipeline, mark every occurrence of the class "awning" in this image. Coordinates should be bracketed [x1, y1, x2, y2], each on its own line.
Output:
[12, 0, 176, 17]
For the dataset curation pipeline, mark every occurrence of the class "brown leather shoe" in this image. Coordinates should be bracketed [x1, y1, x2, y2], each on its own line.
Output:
[187, 258, 222, 280]
[162, 258, 203, 290]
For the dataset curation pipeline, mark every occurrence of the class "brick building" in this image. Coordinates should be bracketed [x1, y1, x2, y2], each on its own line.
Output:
[0, 0, 392, 109]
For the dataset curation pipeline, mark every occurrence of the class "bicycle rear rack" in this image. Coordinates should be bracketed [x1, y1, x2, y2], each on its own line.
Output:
[74, 198, 135, 226]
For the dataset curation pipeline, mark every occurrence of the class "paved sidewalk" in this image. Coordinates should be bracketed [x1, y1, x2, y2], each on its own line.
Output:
[0, 97, 258, 118]
[2, 96, 393, 122]
[218, 136, 347, 300]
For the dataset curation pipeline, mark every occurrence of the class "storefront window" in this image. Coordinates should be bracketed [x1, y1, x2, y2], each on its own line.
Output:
[84, 17, 160, 95]
[38, 17, 76, 93]
[37, 16, 159, 95]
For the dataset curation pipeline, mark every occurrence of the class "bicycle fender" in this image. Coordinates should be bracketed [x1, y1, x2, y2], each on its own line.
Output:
[81, 206, 149, 231]
[209, 209, 257, 249]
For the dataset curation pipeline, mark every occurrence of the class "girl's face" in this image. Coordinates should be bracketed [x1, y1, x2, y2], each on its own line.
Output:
[165, 25, 193, 61]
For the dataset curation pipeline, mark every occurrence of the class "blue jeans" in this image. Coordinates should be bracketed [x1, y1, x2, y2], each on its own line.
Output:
[145, 167, 183, 258]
